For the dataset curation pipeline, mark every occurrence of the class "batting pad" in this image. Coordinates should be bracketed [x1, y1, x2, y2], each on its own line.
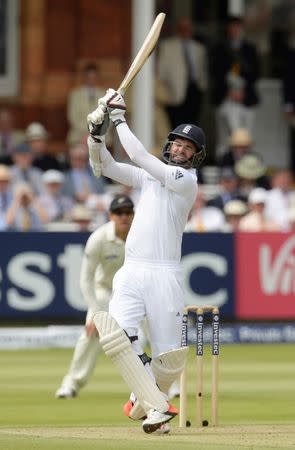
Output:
[93, 311, 168, 414]
[151, 347, 189, 394]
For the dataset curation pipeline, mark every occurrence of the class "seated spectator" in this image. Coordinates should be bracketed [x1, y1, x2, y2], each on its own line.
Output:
[70, 204, 93, 231]
[239, 187, 280, 231]
[0, 108, 25, 165]
[218, 127, 252, 167]
[234, 152, 270, 197]
[38, 170, 74, 223]
[216, 74, 253, 157]
[63, 144, 105, 203]
[185, 187, 225, 232]
[207, 166, 246, 210]
[0, 165, 13, 230]
[264, 169, 295, 231]
[25, 122, 64, 172]
[5, 182, 47, 231]
[222, 199, 248, 232]
[10, 143, 44, 195]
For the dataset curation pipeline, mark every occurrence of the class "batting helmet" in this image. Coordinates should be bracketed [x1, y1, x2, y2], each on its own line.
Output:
[162, 124, 206, 169]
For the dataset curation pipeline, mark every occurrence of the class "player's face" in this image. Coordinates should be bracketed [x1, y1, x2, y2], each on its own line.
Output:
[170, 138, 196, 164]
[110, 208, 134, 234]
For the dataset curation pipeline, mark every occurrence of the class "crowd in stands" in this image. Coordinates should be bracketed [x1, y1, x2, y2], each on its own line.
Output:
[0, 8, 295, 233]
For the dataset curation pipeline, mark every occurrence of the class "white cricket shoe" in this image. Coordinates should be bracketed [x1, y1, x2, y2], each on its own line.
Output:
[168, 380, 180, 400]
[142, 405, 177, 434]
[55, 386, 77, 399]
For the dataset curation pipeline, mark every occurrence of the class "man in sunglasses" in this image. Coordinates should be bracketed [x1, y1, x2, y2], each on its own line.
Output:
[55, 194, 134, 399]
[86, 88, 206, 434]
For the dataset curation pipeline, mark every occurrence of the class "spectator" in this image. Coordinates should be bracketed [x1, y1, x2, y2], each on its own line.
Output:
[69, 204, 93, 231]
[25, 122, 64, 172]
[10, 143, 44, 195]
[207, 166, 246, 210]
[239, 187, 280, 231]
[158, 16, 208, 127]
[185, 187, 225, 232]
[218, 127, 252, 168]
[215, 74, 253, 156]
[234, 152, 270, 197]
[264, 168, 295, 230]
[0, 165, 13, 230]
[38, 170, 74, 223]
[67, 62, 105, 147]
[5, 182, 47, 231]
[222, 199, 248, 232]
[0, 108, 25, 165]
[210, 15, 260, 134]
[63, 144, 105, 204]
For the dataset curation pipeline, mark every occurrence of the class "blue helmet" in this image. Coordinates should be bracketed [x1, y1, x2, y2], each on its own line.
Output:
[162, 124, 206, 169]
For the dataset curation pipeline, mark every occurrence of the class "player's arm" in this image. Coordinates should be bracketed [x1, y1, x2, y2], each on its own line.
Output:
[95, 89, 196, 195]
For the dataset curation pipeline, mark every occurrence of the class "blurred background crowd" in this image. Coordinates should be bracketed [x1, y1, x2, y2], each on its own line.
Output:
[0, 0, 295, 233]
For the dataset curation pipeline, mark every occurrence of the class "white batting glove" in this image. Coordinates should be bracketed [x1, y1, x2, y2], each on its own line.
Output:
[87, 135, 103, 178]
[87, 106, 110, 142]
[98, 88, 126, 127]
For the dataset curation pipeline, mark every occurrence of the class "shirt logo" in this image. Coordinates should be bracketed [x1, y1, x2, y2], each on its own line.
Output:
[182, 125, 192, 134]
[175, 169, 184, 180]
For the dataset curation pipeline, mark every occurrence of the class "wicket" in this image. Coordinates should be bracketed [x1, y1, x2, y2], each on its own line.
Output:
[179, 305, 220, 428]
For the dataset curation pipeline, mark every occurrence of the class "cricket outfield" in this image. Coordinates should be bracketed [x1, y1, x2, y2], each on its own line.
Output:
[0, 344, 294, 449]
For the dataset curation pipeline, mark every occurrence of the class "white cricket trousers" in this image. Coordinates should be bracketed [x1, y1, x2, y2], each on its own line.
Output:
[109, 258, 185, 358]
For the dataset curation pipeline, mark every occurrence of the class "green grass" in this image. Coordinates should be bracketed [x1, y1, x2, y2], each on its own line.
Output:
[0, 344, 294, 449]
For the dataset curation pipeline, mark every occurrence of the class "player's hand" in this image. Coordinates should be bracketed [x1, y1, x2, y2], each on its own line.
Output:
[98, 88, 126, 126]
[87, 107, 110, 143]
[86, 320, 99, 338]
[87, 135, 102, 178]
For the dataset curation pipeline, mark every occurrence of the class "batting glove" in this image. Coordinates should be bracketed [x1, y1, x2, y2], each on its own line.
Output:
[87, 107, 110, 143]
[87, 135, 103, 178]
[98, 88, 126, 127]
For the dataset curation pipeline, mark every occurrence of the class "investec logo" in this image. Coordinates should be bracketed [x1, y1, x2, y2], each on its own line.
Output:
[212, 314, 219, 355]
[197, 315, 203, 355]
[260, 235, 295, 294]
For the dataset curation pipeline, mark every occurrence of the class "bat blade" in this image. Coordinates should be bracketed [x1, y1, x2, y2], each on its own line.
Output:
[118, 12, 166, 95]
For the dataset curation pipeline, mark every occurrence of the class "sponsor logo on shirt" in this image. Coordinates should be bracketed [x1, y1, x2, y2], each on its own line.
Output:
[106, 254, 119, 260]
[175, 169, 184, 180]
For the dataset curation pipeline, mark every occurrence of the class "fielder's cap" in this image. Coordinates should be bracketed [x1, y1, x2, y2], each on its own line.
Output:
[109, 194, 134, 212]
[26, 122, 49, 141]
[220, 166, 236, 180]
[42, 170, 64, 184]
[248, 187, 268, 204]
[14, 143, 31, 154]
[0, 164, 11, 180]
[224, 199, 248, 216]
[235, 153, 266, 180]
[71, 204, 92, 221]
[229, 128, 252, 147]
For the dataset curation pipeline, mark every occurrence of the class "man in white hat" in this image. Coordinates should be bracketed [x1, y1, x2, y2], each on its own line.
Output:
[38, 169, 74, 223]
[26, 122, 64, 172]
[239, 187, 280, 231]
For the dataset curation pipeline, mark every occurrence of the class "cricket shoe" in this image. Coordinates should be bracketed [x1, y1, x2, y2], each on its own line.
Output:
[55, 386, 77, 399]
[142, 403, 178, 434]
[123, 399, 146, 421]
